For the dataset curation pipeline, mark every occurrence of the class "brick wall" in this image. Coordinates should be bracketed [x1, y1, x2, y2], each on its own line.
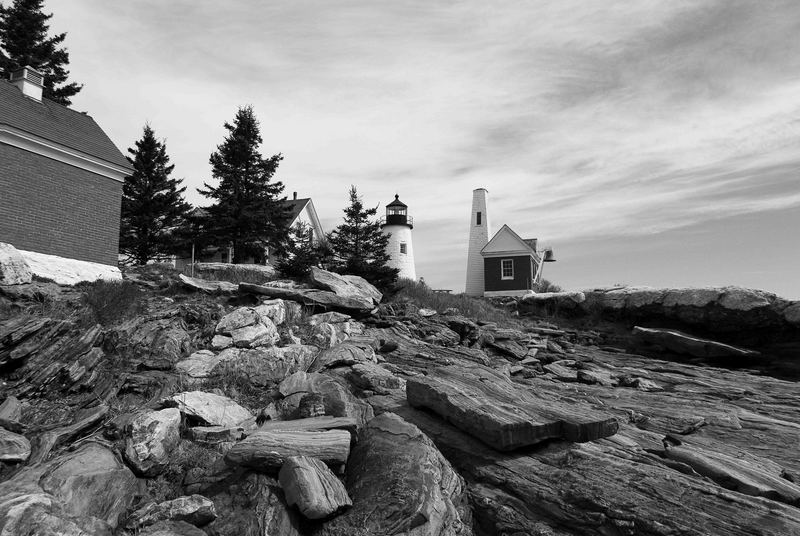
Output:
[0, 143, 122, 265]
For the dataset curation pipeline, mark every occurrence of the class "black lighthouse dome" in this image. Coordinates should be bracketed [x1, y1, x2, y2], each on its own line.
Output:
[382, 194, 413, 229]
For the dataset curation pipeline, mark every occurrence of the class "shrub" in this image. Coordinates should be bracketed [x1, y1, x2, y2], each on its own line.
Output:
[534, 278, 562, 293]
[392, 278, 515, 324]
[78, 279, 142, 326]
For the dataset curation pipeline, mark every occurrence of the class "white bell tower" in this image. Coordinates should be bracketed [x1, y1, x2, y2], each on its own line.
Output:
[381, 194, 417, 280]
[465, 188, 490, 296]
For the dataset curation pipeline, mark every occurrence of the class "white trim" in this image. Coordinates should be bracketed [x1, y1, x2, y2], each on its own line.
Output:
[303, 199, 326, 240]
[0, 124, 130, 182]
[501, 258, 514, 280]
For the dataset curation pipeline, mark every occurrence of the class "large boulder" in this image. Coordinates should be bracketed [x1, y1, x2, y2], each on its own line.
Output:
[0, 442, 144, 534]
[0, 242, 32, 285]
[126, 495, 217, 530]
[202, 472, 302, 536]
[0, 427, 30, 462]
[225, 429, 351, 470]
[123, 408, 181, 477]
[278, 456, 352, 519]
[278, 371, 374, 426]
[321, 412, 470, 536]
[309, 341, 377, 372]
[632, 326, 760, 359]
[166, 391, 254, 427]
[310, 267, 382, 308]
[212, 345, 319, 387]
[240, 282, 375, 314]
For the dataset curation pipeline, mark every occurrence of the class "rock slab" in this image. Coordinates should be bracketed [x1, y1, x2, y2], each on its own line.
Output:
[124, 408, 181, 476]
[0, 242, 32, 285]
[278, 456, 352, 519]
[225, 429, 351, 470]
[407, 363, 619, 450]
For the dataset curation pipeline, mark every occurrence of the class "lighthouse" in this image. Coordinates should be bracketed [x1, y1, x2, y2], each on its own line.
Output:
[465, 188, 490, 296]
[381, 194, 417, 280]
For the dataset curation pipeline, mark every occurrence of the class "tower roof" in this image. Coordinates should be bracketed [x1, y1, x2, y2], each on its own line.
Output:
[386, 194, 407, 208]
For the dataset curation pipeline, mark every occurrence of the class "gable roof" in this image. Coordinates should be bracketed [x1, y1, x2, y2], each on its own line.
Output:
[283, 197, 310, 222]
[0, 79, 129, 168]
[481, 224, 541, 260]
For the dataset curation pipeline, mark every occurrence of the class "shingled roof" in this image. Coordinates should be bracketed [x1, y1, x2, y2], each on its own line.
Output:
[0, 79, 129, 168]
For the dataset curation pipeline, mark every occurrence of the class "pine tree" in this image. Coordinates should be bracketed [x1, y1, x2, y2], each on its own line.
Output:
[119, 125, 192, 265]
[277, 222, 332, 278]
[198, 106, 291, 264]
[0, 0, 81, 105]
[328, 186, 399, 290]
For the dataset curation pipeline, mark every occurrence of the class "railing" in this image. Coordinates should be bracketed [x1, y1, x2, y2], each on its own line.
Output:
[379, 215, 414, 227]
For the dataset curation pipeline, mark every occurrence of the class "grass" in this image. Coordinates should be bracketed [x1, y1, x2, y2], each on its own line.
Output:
[392, 278, 516, 324]
[145, 440, 223, 502]
[78, 279, 143, 326]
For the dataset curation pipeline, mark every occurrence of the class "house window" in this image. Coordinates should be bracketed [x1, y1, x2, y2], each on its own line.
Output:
[400, 242, 407, 254]
[501, 259, 514, 280]
[476, 212, 482, 225]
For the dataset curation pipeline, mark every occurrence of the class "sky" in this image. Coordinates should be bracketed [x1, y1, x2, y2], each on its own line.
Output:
[46, 1, 800, 298]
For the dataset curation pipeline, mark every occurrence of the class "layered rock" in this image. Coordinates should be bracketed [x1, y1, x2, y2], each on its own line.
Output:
[225, 429, 351, 470]
[123, 408, 181, 476]
[309, 267, 382, 309]
[166, 391, 253, 427]
[126, 495, 217, 529]
[321, 412, 471, 536]
[278, 456, 352, 519]
[407, 363, 619, 450]
[240, 282, 375, 314]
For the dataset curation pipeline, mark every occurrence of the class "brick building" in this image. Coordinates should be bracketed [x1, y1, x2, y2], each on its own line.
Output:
[0, 67, 131, 267]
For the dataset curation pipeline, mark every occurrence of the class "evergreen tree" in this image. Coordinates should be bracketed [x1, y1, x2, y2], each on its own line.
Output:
[198, 106, 291, 264]
[119, 125, 192, 265]
[277, 222, 332, 278]
[0, 0, 81, 105]
[328, 186, 399, 290]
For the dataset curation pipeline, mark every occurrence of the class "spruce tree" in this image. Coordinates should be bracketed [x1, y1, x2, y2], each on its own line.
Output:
[328, 186, 399, 290]
[277, 222, 331, 278]
[0, 0, 81, 105]
[119, 125, 192, 265]
[198, 106, 291, 264]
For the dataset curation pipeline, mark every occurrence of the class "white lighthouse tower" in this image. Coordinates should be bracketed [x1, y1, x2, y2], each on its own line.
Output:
[465, 188, 490, 296]
[381, 194, 417, 280]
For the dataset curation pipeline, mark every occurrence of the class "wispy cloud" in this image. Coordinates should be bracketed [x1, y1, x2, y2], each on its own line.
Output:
[50, 0, 800, 290]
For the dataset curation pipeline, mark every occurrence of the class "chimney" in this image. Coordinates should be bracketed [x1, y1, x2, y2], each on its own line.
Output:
[9, 66, 44, 102]
[293, 192, 297, 200]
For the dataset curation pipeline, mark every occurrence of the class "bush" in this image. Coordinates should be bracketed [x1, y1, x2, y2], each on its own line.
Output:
[79, 279, 142, 326]
[534, 278, 562, 293]
[392, 278, 515, 324]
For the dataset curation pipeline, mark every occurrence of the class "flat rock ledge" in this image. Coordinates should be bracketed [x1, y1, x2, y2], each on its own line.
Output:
[407, 363, 619, 451]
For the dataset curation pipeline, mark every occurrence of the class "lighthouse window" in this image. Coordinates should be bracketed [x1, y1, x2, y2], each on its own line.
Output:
[501, 259, 514, 279]
[400, 243, 407, 254]
[476, 212, 482, 225]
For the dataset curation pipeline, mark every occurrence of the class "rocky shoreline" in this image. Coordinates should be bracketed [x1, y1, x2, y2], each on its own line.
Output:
[1, 268, 799, 535]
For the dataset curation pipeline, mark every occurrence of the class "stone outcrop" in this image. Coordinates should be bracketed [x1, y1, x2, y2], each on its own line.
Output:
[407, 363, 619, 450]
[225, 429, 351, 470]
[212, 344, 318, 387]
[240, 282, 375, 314]
[278, 456, 352, 519]
[278, 371, 374, 425]
[309, 267, 382, 308]
[633, 326, 761, 358]
[123, 408, 181, 476]
[321, 412, 471, 536]
[179, 274, 238, 294]
[166, 391, 254, 427]
[126, 495, 217, 529]
[0, 442, 143, 534]
[0, 242, 32, 285]
[0, 426, 30, 462]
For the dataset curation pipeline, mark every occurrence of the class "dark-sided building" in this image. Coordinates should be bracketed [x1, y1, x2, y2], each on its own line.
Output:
[480, 224, 542, 297]
[0, 66, 131, 266]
